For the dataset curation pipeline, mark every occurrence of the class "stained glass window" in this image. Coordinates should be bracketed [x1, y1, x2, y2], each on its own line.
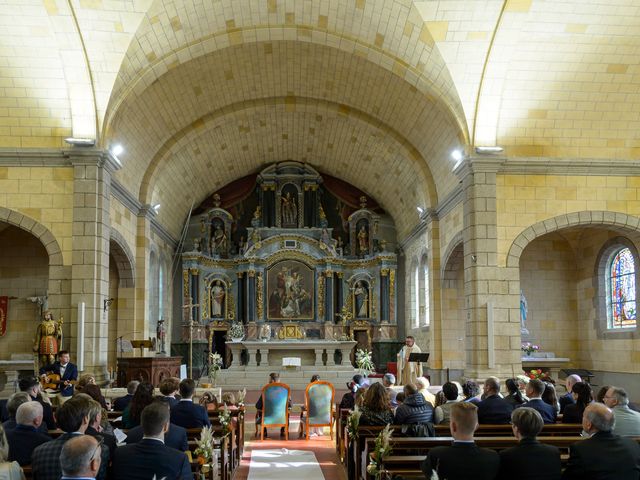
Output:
[608, 247, 637, 329]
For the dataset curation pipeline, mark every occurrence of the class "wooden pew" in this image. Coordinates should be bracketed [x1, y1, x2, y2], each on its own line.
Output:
[370, 436, 640, 480]
[348, 423, 583, 480]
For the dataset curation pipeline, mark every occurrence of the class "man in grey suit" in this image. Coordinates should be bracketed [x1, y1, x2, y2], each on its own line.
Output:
[603, 386, 640, 437]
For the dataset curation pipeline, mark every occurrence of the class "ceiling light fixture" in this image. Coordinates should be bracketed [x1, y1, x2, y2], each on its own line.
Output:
[64, 137, 95, 146]
[111, 144, 124, 156]
[152, 204, 161, 213]
[416, 206, 424, 214]
[451, 149, 463, 162]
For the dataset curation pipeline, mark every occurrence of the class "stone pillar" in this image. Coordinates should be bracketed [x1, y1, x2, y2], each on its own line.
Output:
[236, 272, 245, 322]
[324, 270, 334, 323]
[454, 157, 520, 380]
[380, 269, 390, 322]
[68, 150, 119, 381]
[427, 213, 444, 370]
[247, 270, 256, 323]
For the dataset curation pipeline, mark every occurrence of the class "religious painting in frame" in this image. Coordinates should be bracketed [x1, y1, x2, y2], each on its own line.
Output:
[267, 260, 314, 320]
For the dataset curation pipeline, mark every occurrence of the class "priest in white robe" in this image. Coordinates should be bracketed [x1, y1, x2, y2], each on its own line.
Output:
[397, 335, 423, 386]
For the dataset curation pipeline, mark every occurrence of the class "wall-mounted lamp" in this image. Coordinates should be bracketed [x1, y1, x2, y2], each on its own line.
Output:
[471, 254, 477, 263]
[103, 298, 115, 312]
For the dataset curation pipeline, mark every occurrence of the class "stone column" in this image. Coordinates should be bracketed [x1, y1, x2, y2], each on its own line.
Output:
[324, 270, 333, 323]
[454, 157, 520, 380]
[314, 348, 324, 367]
[236, 272, 245, 322]
[247, 270, 256, 323]
[68, 150, 119, 381]
[427, 212, 444, 370]
[380, 269, 390, 322]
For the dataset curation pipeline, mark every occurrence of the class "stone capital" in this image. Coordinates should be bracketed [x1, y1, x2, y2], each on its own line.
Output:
[453, 155, 505, 180]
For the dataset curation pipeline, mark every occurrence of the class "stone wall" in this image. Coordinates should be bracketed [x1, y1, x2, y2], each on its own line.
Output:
[519, 232, 579, 363]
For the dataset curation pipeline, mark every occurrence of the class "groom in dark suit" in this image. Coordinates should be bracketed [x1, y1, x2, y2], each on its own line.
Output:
[170, 378, 210, 429]
[39, 350, 78, 398]
[421, 402, 500, 480]
[113, 401, 192, 480]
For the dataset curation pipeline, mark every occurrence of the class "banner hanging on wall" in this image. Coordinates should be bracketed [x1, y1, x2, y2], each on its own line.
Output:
[0, 296, 7, 337]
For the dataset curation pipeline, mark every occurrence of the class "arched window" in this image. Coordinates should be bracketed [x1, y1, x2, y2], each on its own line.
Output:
[423, 262, 430, 327]
[158, 263, 165, 320]
[607, 247, 637, 329]
[413, 264, 420, 328]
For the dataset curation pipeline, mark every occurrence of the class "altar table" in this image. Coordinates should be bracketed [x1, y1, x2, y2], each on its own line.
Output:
[226, 340, 356, 369]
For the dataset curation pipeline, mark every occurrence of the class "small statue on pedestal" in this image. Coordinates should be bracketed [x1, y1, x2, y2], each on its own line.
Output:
[156, 319, 166, 354]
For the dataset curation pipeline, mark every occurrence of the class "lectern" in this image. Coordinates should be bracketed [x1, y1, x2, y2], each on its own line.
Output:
[116, 356, 182, 387]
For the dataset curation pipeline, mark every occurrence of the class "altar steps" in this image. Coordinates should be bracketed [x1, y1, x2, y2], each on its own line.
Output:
[207, 365, 359, 390]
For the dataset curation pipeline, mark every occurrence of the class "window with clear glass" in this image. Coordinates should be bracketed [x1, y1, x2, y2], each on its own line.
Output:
[414, 265, 420, 327]
[607, 247, 636, 329]
[423, 264, 430, 327]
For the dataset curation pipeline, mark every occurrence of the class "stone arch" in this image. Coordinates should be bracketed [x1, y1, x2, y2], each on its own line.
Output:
[506, 211, 640, 268]
[109, 229, 135, 288]
[137, 95, 439, 216]
[441, 231, 464, 282]
[0, 207, 64, 267]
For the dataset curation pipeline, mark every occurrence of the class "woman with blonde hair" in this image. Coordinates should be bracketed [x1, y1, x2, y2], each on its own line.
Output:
[416, 377, 436, 407]
[0, 424, 25, 479]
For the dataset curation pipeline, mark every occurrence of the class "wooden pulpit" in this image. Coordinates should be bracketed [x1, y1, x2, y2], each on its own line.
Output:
[116, 356, 182, 387]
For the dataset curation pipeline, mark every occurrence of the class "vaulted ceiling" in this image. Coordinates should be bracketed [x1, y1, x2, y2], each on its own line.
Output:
[1, 0, 639, 238]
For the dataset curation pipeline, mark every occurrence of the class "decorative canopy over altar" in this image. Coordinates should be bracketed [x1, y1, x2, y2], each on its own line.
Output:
[178, 162, 400, 365]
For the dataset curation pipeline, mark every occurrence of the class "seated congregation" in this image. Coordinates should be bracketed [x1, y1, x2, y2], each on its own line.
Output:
[1, 369, 640, 480]
[338, 373, 640, 480]
[0, 376, 246, 480]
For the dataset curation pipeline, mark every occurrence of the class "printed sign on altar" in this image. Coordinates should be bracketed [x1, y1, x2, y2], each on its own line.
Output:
[0, 296, 8, 336]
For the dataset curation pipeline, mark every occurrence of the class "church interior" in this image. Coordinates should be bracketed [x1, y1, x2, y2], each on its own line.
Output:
[1, 0, 639, 478]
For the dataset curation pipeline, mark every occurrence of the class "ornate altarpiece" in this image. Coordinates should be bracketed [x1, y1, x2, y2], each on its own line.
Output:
[175, 162, 398, 369]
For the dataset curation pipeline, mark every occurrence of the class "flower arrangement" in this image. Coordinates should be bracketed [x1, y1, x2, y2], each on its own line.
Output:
[209, 353, 223, 385]
[236, 388, 246, 406]
[355, 349, 375, 376]
[346, 409, 361, 440]
[366, 424, 393, 480]
[525, 369, 551, 381]
[228, 322, 245, 340]
[521, 342, 539, 356]
[218, 404, 232, 434]
[194, 426, 216, 465]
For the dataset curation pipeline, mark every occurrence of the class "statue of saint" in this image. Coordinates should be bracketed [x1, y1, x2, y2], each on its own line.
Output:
[33, 310, 63, 367]
[281, 192, 297, 226]
[354, 281, 369, 318]
[211, 280, 225, 317]
[520, 290, 529, 334]
[210, 225, 227, 255]
[357, 225, 368, 256]
[156, 319, 166, 353]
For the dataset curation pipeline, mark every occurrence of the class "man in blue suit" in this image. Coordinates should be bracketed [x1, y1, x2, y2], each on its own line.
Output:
[517, 379, 557, 424]
[477, 377, 514, 424]
[170, 378, 211, 429]
[126, 400, 188, 451]
[39, 350, 78, 398]
[113, 401, 192, 480]
[6, 401, 51, 466]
